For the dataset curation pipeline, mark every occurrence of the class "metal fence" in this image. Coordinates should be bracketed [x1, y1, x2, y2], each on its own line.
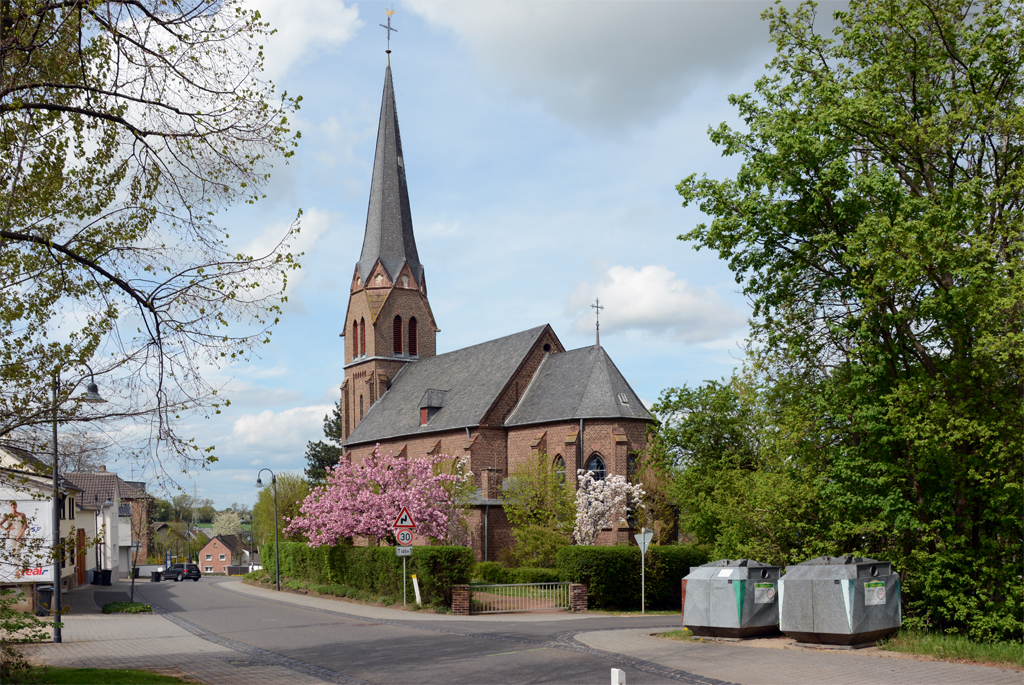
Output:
[469, 582, 570, 614]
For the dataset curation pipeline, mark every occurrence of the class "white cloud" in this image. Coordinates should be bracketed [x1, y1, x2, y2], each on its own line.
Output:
[231, 404, 333, 453]
[569, 265, 746, 343]
[247, 0, 363, 81]
[406, 0, 776, 129]
[243, 207, 336, 311]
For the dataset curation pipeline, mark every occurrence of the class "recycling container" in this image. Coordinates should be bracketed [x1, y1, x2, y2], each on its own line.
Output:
[36, 586, 54, 616]
[779, 555, 901, 646]
[681, 559, 781, 638]
[150, 571, 162, 582]
[99, 569, 112, 586]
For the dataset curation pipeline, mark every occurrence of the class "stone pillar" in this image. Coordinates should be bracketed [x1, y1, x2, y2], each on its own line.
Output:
[569, 584, 588, 612]
[452, 584, 471, 615]
[479, 468, 502, 500]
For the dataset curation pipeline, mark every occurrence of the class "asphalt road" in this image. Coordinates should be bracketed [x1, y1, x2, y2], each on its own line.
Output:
[133, 577, 696, 685]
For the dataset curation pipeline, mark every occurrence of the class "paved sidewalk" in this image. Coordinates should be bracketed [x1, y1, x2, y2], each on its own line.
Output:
[19, 580, 352, 685]
[20, 579, 1023, 685]
[576, 629, 1023, 685]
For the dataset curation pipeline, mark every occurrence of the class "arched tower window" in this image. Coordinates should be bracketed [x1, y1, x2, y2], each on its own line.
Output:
[352, 319, 358, 358]
[553, 455, 565, 484]
[408, 317, 418, 356]
[585, 454, 606, 481]
[360, 318, 366, 357]
[360, 395, 364, 419]
[393, 315, 403, 355]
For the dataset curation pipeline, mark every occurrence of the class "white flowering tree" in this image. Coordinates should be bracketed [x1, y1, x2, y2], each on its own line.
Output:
[573, 470, 645, 545]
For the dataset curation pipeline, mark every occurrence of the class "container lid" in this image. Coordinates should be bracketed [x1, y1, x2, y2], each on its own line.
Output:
[699, 559, 774, 568]
[795, 555, 880, 566]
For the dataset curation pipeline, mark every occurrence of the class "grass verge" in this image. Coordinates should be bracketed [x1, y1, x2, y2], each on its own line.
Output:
[879, 630, 1023, 669]
[102, 601, 152, 614]
[8, 666, 189, 684]
[657, 628, 697, 641]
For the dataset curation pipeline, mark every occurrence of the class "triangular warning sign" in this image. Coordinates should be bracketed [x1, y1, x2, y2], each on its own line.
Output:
[393, 507, 416, 529]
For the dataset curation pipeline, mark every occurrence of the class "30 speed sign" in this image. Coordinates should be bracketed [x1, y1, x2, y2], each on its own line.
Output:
[396, 529, 414, 546]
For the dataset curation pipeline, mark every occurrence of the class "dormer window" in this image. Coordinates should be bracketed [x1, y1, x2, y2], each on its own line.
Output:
[418, 389, 448, 426]
[617, 393, 629, 404]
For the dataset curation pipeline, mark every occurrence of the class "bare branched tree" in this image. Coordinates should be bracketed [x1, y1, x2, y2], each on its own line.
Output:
[0, 0, 302, 482]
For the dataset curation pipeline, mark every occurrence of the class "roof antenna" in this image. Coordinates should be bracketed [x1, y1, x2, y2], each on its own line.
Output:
[381, 7, 397, 64]
[591, 298, 604, 347]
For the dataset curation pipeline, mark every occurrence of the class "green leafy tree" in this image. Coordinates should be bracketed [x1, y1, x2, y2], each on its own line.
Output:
[676, 0, 1022, 640]
[253, 473, 310, 546]
[0, 0, 302, 473]
[304, 400, 344, 482]
[501, 452, 574, 567]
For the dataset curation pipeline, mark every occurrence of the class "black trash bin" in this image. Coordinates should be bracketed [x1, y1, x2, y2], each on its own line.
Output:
[100, 569, 112, 586]
[133, 566, 140, 579]
[36, 586, 54, 616]
[150, 571, 162, 582]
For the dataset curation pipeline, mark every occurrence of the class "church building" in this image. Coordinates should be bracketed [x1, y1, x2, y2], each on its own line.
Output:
[339, 61, 652, 561]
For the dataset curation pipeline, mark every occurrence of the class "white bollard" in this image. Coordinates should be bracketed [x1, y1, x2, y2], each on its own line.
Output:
[412, 574, 422, 605]
[610, 667, 626, 685]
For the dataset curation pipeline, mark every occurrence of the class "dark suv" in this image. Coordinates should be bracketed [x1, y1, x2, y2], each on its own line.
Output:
[166, 563, 201, 582]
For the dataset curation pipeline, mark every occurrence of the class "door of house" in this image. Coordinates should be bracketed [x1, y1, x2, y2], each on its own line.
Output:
[76, 528, 86, 586]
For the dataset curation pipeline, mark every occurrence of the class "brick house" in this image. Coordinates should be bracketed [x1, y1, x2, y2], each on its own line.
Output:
[336, 63, 653, 562]
[198, 535, 250, 574]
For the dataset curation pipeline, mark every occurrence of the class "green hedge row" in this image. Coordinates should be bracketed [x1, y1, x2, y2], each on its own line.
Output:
[261, 542, 474, 606]
[556, 544, 710, 610]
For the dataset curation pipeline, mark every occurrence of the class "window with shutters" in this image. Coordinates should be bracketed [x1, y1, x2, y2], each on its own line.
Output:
[408, 317, 418, 355]
[393, 315, 403, 354]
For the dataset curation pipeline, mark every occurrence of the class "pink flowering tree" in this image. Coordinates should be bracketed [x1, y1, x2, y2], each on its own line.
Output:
[285, 447, 471, 546]
[573, 469, 646, 545]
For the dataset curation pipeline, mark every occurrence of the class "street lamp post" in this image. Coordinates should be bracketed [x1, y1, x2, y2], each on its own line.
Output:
[52, 367, 106, 643]
[255, 469, 279, 591]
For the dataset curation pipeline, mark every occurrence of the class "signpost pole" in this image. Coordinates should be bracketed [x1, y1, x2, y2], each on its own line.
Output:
[634, 528, 653, 614]
[403, 557, 407, 606]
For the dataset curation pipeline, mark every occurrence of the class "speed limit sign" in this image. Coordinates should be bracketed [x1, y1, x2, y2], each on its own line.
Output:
[396, 529, 414, 546]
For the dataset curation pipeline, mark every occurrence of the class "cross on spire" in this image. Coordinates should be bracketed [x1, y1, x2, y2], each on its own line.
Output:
[591, 298, 605, 347]
[380, 8, 397, 56]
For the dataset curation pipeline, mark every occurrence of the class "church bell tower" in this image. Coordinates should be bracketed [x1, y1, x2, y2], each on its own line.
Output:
[340, 61, 439, 441]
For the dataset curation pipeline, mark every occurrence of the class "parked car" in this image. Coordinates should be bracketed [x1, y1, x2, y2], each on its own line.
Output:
[166, 563, 201, 582]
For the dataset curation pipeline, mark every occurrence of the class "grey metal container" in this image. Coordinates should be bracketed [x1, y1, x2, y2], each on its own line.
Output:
[681, 559, 781, 638]
[779, 555, 901, 646]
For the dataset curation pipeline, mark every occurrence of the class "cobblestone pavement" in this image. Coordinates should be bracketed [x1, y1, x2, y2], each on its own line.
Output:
[20, 579, 1023, 685]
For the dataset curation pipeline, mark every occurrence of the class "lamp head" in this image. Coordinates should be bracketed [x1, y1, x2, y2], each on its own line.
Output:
[81, 382, 107, 404]
[255, 477, 263, 488]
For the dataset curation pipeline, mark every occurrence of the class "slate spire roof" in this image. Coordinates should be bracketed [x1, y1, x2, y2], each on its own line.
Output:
[357, 64, 423, 286]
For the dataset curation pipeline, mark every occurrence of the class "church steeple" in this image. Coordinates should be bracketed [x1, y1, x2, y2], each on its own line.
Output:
[341, 59, 437, 443]
[357, 64, 423, 288]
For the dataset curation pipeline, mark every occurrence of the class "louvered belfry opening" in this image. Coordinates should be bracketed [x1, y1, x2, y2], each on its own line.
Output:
[360, 318, 366, 356]
[352, 319, 359, 357]
[393, 315, 403, 354]
[408, 317, 418, 355]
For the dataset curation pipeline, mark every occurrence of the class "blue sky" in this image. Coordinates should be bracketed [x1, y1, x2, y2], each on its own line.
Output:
[108, 1, 842, 509]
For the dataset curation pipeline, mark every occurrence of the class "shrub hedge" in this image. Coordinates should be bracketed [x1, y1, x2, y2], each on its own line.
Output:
[262, 542, 474, 606]
[556, 544, 710, 610]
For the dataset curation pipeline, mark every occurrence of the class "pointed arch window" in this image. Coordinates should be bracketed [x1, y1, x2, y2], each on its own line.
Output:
[585, 454, 606, 481]
[393, 315, 403, 355]
[352, 319, 359, 358]
[408, 317, 418, 356]
[553, 455, 565, 484]
[360, 318, 366, 357]
[360, 395, 364, 419]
